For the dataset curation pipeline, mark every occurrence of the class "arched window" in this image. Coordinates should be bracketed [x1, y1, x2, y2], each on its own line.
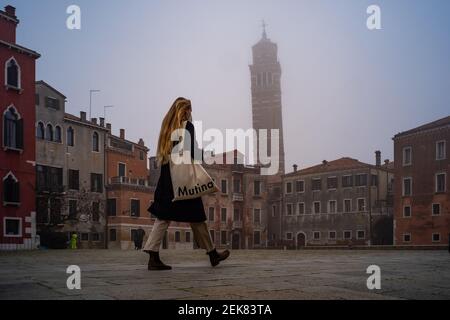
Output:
[5, 57, 20, 88]
[92, 132, 99, 152]
[67, 127, 74, 146]
[3, 106, 23, 149]
[55, 126, 62, 143]
[45, 124, 53, 141]
[3, 172, 20, 204]
[36, 122, 45, 139]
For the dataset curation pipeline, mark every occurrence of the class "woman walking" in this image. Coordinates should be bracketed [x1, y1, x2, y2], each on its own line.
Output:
[143, 97, 230, 270]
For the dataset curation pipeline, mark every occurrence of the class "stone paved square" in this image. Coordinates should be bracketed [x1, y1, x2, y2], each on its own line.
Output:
[0, 249, 449, 300]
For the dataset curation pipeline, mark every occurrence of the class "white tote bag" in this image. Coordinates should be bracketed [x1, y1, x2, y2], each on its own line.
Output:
[169, 121, 219, 201]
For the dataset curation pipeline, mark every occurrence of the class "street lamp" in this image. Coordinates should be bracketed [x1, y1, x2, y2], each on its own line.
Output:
[103, 105, 114, 120]
[89, 89, 101, 120]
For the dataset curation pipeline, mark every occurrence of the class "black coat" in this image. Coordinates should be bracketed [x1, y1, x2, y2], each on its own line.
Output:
[148, 121, 207, 223]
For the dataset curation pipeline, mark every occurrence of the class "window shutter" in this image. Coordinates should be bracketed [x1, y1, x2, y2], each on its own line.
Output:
[14, 181, 20, 203]
[90, 173, 95, 192]
[16, 118, 24, 149]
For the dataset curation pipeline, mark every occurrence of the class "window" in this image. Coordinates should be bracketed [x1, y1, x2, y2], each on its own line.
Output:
[68, 169, 79, 190]
[233, 208, 240, 221]
[92, 202, 100, 221]
[45, 97, 60, 110]
[36, 122, 44, 139]
[271, 205, 277, 217]
[371, 175, 378, 186]
[328, 231, 336, 240]
[312, 179, 321, 191]
[209, 230, 215, 243]
[221, 208, 227, 222]
[328, 200, 337, 214]
[436, 173, 446, 193]
[175, 231, 181, 242]
[342, 175, 353, 188]
[107, 199, 116, 216]
[35, 94, 40, 105]
[208, 207, 215, 221]
[285, 182, 292, 194]
[344, 199, 352, 213]
[81, 233, 89, 241]
[221, 179, 228, 194]
[344, 231, 352, 240]
[186, 231, 191, 242]
[298, 202, 305, 215]
[3, 106, 23, 150]
[140, 151, 144, 160]
[357, 198, 366, 212]
[4, 218, 21, 236]
[118, 163, 126, 177]
[403, 206, 411, 218]
[253, 209, 261, 224]
[355, 174, 367, 187]
[286, 203, 293, 216]
[130, 229, 137, 241]
[432, 233, 441, 243]
[295, 180, 304, 193]
[3, 173, 20, 204]
[68, 200, 77, 220]
[92, 132, 99, 152]
[286, 232, 293, 240]
[436, 141, 446, 160]
[55, 126, 62, 143]
[221, 231, 227, 245]
[254, 231, 261, 245]
[109, 229, 117, 241]
[432, 203, 441, 216]
[91, 233, 100, 242]
[403, 147, 412, 166]
[403, 177, 412, 196]
[313, 201, 321, 214]
[403, 233, 411, 242]
[233, 178, 241, 193]
[357, 230, 365, 240]
[6, 57, 20, 88]
[90, 173, 103, 193]
[67, 127, 74, 146]
[130, 199, 140, 217]
[254, 180, 261, 196]
[313, 231, 320, 240]
[327, 177, 338, 189]
[45, 124, 53, 141]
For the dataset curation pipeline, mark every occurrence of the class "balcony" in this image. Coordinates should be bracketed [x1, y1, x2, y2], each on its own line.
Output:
[109, 176, 154, 191]
[232, 193, 243, 202]
[36, 184, 65, 194]
[232, 220, 242, 229]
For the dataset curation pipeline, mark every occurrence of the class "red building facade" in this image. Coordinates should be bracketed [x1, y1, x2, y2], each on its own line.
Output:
[0, 6, 40, 249]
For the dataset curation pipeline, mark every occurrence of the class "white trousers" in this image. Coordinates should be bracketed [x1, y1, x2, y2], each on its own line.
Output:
[143, 218, 215, 252]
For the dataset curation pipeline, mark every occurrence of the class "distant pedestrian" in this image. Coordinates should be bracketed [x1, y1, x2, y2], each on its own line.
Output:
[70, 233, 77, 249]
[134, 228, 145, 250]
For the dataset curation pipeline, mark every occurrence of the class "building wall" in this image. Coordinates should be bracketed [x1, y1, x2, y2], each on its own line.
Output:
[0, 7, 39, 250]
[394, 126, 450, 246]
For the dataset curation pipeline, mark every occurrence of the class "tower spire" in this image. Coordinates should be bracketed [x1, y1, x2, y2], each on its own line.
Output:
[262, 19, 267, 39]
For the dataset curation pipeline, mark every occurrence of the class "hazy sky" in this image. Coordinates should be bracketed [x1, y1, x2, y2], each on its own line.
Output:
[7, 0, 450, 171]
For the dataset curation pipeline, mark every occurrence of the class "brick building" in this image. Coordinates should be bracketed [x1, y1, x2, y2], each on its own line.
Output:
[35, 81, 108, 249]
[105, 126, 159, 249]
[393, 116, 449, 247]
[269, 154, 394, 248]
[0, 6, 40, 250]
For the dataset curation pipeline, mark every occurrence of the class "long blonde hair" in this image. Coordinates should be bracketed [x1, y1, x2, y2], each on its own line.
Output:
[157, 97, 192, 164]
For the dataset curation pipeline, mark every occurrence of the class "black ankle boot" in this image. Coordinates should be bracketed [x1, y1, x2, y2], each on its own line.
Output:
[145, 250, 172, 270]
[207, 249, 230, 267]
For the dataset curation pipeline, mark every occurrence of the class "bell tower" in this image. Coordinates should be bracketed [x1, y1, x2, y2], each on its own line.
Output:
[249, 21, 285, 175]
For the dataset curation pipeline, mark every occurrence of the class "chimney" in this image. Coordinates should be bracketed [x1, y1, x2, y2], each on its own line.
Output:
[293, 164, 298, 172]
[375, 150, 381, 167]
[80, 111, 86, 122]
[120, 129, 125, 139]
[91, 118, 97, 125]
[4, 5, 16, 17]
[138, 138, 145, 146]
[106, 123, 111, 132]
[99, 117, 105, 127]
[2, 6, 18, 43]
[322, 160, 328, 165]
[384, 159, 390, 166]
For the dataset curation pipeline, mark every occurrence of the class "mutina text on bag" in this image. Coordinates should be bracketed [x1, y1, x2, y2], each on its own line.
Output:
[178, 182, 215, 197]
